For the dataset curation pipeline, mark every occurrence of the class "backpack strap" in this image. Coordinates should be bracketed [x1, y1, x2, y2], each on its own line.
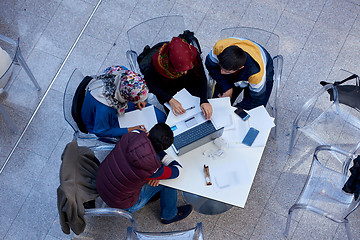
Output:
[137, 42, 167, 75]
[178, 30, 202, 54]
[334, 74, 359, 86]
[320, 74, 359, 87]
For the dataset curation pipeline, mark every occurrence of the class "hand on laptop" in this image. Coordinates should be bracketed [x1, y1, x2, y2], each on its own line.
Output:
[169, 98, 185, 116]
[201, 103, 213, 120]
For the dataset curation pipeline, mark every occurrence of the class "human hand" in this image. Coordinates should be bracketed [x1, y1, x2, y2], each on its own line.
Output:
[128, 125, 147, 132]
[147, 179, 160, 187]
[169, 98, 185, 116]
[200, 103, 213, 120]
[218, 88, 233, 98]
[136, 101, 147, 110]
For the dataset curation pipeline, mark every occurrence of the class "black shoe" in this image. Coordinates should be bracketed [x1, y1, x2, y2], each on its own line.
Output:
[83, 200, 96, 209]
[161, 205, 193, 224]
[147, 192, 161, 203]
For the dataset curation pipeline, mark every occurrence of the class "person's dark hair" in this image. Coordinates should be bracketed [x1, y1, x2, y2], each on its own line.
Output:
[148, 123, 174, 153]
[218, 45, 247, 71]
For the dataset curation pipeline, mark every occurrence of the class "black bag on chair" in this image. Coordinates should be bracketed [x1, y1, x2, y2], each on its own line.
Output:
[320, 74, 360, 111]
[137, 41, 167, 75]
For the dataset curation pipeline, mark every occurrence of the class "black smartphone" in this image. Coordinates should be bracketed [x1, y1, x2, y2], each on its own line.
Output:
[242, 127, 259, 146]
[234, 108, 250, 121]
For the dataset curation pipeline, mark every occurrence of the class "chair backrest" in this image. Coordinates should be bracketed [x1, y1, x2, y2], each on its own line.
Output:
[293, 82, 360, 159]
[63, 69, 85, 133]
[0, 35, 18, 93]
[0, 34, 41, 92]
[85, 208, 137, 229]
[220, 27, 279, 59]
[220, 27, 283, 137]
[126, 15, 186, 74]
[313, 145, 358, 175]
[311, 145, 360, 218]
[127, 15, 186, 57]
[0, 47, 14, 92]
[126, 222, 204, 240]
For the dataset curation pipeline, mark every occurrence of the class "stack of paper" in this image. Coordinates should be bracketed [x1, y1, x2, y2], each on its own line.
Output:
[163, 88, 275, 148]
[165, 89, 202, 126]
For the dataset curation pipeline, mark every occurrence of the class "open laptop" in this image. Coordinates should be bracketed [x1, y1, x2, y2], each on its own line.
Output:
[171, 112, 224, 156]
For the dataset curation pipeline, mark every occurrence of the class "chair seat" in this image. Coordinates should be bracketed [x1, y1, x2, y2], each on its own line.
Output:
[300, 103, 360, 159]
[284, 145, 360, 240]
[298, 160, 353, 220]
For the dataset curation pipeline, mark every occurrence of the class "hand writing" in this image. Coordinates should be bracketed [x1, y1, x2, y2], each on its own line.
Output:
[128, 125, 147, 132]
[169, 98, 185, 116]
[136, 101, 147, 110]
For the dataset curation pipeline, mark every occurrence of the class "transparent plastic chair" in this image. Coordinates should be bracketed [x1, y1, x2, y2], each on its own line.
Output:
[58, 141, 134, 237]
[63, 68, 118, 149]
[126, 222, 204, 240]
[0, 34, 41, 133]
[288, 73, 360, 161]
[126, 15, 187, 74]
[284, 145, 360, 240]
[125, 15, 206, 113]
[219, 27, 283, 138]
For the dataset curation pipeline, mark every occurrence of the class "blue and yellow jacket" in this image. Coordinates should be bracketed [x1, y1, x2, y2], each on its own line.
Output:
[205, 38, 271, 95]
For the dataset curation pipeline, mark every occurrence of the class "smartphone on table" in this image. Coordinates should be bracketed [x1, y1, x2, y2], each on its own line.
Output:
[242, 127, 259, 146]
[234, 107, 250, 121]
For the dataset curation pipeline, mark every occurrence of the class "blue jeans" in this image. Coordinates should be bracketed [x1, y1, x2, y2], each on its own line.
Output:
[124, 184, 178, 220]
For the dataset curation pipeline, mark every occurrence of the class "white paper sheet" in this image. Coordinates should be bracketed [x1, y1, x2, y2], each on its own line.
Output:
[118, 105, 157, 131]
[165, 89, 202, 126]
[221, 106, 275, 148]
[208, 97, 235, 129]
[210, 162, 251, 192]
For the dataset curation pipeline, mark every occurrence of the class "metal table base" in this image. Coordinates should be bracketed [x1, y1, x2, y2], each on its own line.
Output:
[182, 192, 233, 215]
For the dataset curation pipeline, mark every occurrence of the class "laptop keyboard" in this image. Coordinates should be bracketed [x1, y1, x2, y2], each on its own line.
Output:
[173, 120, 216, 149]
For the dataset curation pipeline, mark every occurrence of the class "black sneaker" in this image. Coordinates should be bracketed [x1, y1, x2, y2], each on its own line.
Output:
[83, 200, 96, 209]
[160, 205, 193, 224]
[147, 192, 160, 203]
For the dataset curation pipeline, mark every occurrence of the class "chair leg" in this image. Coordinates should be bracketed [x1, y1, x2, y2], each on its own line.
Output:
[270, 105, 277, 139]
[283, 208, 294, 237]
[0, 103, 18, 134]
[16, 51, 41, 90]
[344, 220, 353, 240]
[288, 124, 297, 155]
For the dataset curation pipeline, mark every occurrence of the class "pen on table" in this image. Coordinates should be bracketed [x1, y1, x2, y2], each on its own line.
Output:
[184, 106, 195, 111]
